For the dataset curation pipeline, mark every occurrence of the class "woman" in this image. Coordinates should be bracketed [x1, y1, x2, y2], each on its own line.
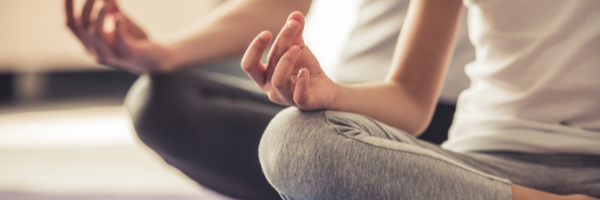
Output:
[242, 0, 600, 199]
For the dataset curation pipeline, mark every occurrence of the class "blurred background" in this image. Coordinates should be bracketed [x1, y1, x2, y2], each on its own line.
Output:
[0, 0, 360, 199]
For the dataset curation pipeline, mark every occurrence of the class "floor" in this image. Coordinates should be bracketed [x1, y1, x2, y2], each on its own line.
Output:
[0, 71, 236, 200]
[0, 105, 236, 200]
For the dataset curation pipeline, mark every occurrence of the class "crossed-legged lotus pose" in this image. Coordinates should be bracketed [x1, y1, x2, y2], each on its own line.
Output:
[241, 0, 600, 199]
[64, 0, 469, 199]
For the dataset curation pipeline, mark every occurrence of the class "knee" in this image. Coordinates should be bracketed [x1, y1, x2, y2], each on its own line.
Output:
[124, 74, 192, 147]
[259, 107, 327, 167]
[125, 74, 187, 119]
[258, 108, 418, 199]
[124, 75, 150, 129]
[258, 107, 344, 197]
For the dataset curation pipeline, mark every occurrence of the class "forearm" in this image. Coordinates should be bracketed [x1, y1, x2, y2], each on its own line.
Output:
[332, 83, 429, 135]
[332, 0, 463, 136]
[163, 0, 312, 70]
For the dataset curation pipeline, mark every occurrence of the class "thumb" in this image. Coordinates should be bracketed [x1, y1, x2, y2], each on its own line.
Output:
[293, 68, 314, 110]
[114, 16, 131, 43]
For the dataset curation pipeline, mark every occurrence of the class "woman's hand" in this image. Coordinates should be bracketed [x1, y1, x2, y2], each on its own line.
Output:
[65, 0, 172, 74]
[241, 12, 341, 110]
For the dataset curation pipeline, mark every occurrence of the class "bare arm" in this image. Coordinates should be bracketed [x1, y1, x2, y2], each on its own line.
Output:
[66, 0, 312, 73]
[241, 0, 463, 136]
[243, 7, 600, 200]
[332, 0, 463, 136]
[165, 0, 313, 70]
[242, 5, 600, 200]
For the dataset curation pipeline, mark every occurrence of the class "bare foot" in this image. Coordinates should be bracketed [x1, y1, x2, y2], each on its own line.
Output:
[511, 184, 599, 200]
[563, 194, 600, 200]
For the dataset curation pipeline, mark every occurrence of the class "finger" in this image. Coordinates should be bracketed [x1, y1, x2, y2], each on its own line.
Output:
[268, 92, 290, 106]
[89, 36, 113, 58]
[65, 0, 91, 50]
[65, 0, 88, 44]
[81, 0, 96, 30]
[287, 11, 306, 47]
[113, 17, 132, 57]
[266, 19, 301, 75]
[104, 0, 120, 13]
[293, 68, 315, 110]
[241, 31, 272, 86]
[272, 45, 302, 105]
[65, 0, 76, 29]
[94, 7, 108, 42]
[92, 8, 114, 59]
[77, 30, 99, 57]
[91, 7, 114, 58]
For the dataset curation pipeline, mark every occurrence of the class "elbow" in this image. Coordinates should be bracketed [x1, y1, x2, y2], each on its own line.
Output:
[409, 117, 432, 137]
[382, 82, 438, 137]
[404, 103, 436, 137]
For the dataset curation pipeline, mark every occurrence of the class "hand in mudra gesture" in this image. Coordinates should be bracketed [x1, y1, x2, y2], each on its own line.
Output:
[241, 12, 341, 110]
[65, 0, 171, 74]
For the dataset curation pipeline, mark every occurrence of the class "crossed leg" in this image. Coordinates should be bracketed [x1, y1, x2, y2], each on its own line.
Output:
[125, 68, 285, 200]
[259, 107, 600, 200]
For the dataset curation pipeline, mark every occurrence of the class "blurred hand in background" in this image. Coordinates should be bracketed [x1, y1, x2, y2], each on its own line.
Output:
[66, 0, 172, 74]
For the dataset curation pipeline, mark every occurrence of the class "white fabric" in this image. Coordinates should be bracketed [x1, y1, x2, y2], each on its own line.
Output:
[335, 0, 474, 104]
[443, 0, 600, 154]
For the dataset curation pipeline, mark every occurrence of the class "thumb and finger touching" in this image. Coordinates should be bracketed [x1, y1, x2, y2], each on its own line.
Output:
[65, 0, 94, 54]
[65, 0, 164, 74]
[92, 7, 117, 59]
[102, 0, 146, 39]
[242, 12, 327, 108]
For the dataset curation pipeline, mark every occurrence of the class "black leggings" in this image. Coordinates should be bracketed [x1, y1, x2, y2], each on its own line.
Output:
[125, 65, 285, 199]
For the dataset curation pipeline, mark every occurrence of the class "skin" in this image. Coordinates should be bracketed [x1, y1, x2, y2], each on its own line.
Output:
[65, 0, 598, 199]
[240, 1, 600, 200]
[242, 0, 465, 136]
[65, 0, 312, 73]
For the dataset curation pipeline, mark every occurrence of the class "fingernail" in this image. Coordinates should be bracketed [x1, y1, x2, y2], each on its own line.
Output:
[297, 68, 307, 78]
[287, 20, 299, 28]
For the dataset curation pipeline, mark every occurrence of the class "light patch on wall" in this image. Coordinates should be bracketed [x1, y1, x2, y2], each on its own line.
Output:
[304, 0, 361, 80]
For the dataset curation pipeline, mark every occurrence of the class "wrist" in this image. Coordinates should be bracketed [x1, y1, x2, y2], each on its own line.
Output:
[156, 42, 180, 73]
[329, 83, 350, 111]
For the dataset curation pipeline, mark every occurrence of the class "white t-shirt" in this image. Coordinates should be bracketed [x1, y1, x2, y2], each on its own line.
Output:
[335, 0, 474, 104]
[442, 0, 600, 154]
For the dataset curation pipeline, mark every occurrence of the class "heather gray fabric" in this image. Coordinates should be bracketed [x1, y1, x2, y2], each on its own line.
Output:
[123, 63, 456, 200]
[259, 107, 600, 200]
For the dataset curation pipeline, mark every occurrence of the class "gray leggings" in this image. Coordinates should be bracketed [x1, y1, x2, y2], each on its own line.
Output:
[259, 108, 600, 200]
